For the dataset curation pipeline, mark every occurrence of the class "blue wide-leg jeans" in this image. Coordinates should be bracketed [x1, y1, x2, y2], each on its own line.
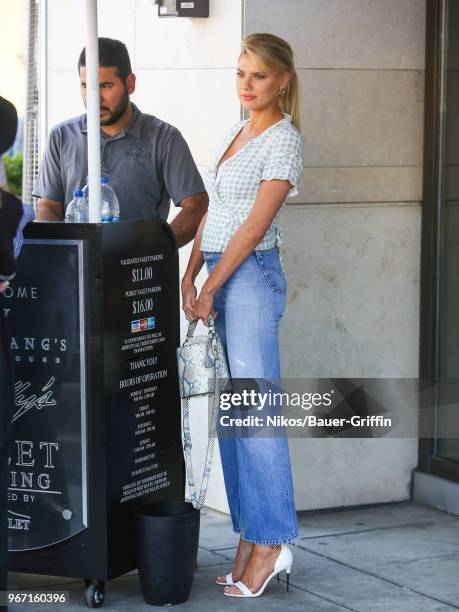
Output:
[203, 248, 298, 545]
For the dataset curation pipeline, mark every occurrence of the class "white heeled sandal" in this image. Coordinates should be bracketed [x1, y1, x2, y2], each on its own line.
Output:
[215, 572, 234, 586]
[223, 544, 293, 598]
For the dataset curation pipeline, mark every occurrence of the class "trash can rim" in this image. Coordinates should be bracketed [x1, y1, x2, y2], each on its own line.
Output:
[134, 501, 199, 519]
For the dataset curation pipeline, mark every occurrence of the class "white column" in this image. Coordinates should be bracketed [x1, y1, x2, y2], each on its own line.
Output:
[85, 0, 101, 222]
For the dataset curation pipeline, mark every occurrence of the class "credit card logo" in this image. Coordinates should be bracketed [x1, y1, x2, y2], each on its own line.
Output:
[131, 317, 155, 333]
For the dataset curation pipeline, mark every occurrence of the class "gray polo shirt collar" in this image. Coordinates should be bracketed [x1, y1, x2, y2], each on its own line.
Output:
[79, 103, 143, 139]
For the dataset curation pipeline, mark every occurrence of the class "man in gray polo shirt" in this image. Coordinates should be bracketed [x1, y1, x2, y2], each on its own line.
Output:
[34, 38, 207, 247]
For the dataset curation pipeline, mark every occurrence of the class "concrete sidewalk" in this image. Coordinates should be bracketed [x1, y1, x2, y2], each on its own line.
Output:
[8, 501, 459, 611]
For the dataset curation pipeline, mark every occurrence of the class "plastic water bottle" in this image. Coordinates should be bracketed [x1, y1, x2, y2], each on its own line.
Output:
[65, 190, 88, 223]
[82, 176, 89, 200]
[82, 176, 120, 222]
[101, 176, 120, 223]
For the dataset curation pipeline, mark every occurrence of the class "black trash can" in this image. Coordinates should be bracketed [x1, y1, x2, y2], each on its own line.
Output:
[135, 501, 200, 606]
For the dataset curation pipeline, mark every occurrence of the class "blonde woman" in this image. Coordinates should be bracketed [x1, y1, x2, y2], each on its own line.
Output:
[182, 33, 304, 599]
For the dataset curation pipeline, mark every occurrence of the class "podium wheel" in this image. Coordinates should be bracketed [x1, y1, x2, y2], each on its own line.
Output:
[84, 579, 105, 608]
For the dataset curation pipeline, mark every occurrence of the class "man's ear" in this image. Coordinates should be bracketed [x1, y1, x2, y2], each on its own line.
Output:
[126, 73, 136, 95]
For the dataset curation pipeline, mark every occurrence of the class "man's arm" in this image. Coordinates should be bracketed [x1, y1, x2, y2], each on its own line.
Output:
[36, 198, 64, 222]
[33, 128, 65, 220]
[170, 192, 208, 248]
[160, 130, 208, 247]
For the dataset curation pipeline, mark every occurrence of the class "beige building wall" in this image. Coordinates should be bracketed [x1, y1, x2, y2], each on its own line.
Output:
[0, 0, 27, 116]
[245, 0, 425, 509]
[43, 0, 426, 513]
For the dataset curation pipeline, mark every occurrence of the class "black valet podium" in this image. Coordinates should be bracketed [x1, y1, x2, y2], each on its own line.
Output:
[5, 219, 185, 607]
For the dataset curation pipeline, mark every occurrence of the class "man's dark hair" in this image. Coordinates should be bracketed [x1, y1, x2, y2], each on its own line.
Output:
[78, 37, 132, 80]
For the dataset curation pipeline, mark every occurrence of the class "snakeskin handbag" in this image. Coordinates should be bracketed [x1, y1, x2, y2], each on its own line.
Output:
[177, 317, 231, 509]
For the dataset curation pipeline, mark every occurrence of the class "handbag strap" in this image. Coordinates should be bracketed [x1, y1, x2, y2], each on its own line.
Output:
[182, 385, 220, 509]
[186, 315, 215, 339]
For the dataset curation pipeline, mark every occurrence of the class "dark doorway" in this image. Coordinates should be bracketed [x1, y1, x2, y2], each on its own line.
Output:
[420, 0, 459, 482]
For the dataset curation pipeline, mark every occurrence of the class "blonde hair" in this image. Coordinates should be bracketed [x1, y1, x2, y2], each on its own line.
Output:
[241, 33, 301, 130]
